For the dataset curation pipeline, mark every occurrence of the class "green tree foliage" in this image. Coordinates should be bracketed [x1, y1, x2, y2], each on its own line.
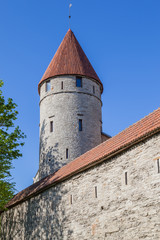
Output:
[0, 80, 25, 210]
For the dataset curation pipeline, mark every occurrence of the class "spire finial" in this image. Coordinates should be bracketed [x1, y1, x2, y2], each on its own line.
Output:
[69, 3, 72, 29]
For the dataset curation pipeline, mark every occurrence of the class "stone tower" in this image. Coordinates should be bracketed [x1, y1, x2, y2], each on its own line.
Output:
[35, 29, 105, 182]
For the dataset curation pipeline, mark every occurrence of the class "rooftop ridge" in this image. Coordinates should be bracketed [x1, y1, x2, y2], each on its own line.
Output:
[38, 29, 103, 94]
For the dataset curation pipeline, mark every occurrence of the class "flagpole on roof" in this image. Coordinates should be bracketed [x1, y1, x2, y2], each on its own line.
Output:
[69, 3, 72, 29]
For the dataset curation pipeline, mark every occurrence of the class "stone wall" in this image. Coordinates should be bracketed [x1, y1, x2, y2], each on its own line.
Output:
[1, 133, 160, 240]
[39, 75, 102, 180]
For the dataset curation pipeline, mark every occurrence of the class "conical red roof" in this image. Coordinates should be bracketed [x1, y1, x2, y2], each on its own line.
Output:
[38, 29, 103, 93]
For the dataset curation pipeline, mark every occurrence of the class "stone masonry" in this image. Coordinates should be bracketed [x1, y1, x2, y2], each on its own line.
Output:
[1, 132, 160, 240]
[38, 75, 102, 180]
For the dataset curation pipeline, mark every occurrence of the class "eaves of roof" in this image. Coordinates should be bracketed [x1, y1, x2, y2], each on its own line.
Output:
[2, 107, 160, 211]
[38, 29, 103, 94]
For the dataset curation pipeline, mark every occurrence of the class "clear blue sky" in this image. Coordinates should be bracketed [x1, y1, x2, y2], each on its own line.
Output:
[0, 0, 160, 192]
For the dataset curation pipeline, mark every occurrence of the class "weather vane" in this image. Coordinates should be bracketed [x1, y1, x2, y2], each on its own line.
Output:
[69, 3, 72, 28]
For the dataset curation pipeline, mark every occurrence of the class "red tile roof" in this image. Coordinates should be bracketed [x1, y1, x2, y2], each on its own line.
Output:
[38, 29, 103, 94]
[5, 107, 160, 209]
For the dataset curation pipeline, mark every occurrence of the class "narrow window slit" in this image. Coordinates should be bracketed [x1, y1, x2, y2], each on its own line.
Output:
[125, 172, 128, 185]
[46, 80, 51, 92]
[50, 121, 53, 132]
[66, 148, 69, 159]
[61, 81, 63, 90]
[95, 186, 97, 198]
[93, 86, 95, 94]
[79, 119, 82, 131]
[157, 159, 160, 173]
[70, 195, 73, 204]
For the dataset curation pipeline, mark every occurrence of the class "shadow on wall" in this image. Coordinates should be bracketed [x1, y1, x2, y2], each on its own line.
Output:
[1, 185, 73, 239]
[1, 121, 74, 239]
[39, 120, 63, 179]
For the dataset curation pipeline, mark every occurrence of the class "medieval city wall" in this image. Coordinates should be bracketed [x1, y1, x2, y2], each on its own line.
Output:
[39, 75, 102, 179]
[1, 133, 160, 240]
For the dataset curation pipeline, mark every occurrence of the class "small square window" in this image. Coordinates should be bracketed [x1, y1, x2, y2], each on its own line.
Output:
[76, 77, 82, 87]
[46, 80, 51, 92]
[79, 119, 82, 131]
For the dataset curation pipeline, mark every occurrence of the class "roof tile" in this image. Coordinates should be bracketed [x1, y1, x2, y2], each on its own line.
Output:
[5, 107, 160, 209]
[38, 29, 103, 94]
